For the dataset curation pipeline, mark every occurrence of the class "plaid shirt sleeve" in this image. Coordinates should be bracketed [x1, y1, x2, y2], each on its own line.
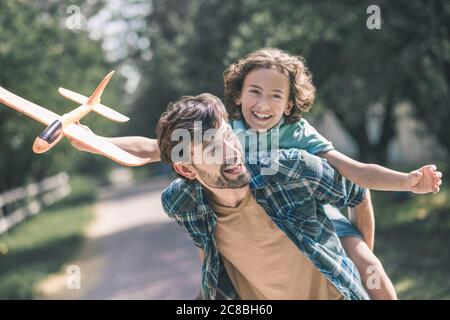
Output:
[161, 180, 205, 249]
[298, 150, 367, 208]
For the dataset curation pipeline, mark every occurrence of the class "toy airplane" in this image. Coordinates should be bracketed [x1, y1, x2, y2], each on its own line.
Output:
[0, 71, 151, 166]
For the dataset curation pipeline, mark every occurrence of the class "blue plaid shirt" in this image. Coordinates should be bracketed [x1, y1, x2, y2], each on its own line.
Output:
[161, 149, 370, 300]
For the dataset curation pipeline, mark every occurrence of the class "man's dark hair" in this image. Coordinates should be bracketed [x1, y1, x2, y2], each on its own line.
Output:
[156, 93, 228, 171]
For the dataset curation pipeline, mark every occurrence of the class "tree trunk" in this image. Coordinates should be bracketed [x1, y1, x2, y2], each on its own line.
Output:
[333, 95, 396, 166]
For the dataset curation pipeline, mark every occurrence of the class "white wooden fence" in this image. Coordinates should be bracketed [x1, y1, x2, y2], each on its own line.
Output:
[0, 172, 71, 235]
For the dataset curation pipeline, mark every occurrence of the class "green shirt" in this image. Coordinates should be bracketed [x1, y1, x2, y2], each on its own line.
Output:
[229, 117, 334, 155]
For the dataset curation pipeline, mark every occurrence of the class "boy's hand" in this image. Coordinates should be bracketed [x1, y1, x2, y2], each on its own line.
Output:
[408, 165, 442, 194]
[68, 121, 99, 154]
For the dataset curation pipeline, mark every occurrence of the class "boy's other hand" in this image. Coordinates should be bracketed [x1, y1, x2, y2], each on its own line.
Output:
[408, 165, 443, 194]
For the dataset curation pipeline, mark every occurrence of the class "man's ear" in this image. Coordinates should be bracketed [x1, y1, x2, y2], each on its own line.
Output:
[173, 163, 197, 180]
[285, 100, 294, 116]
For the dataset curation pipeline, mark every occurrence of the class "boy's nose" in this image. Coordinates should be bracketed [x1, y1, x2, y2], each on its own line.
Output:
[256, 98, 271, 111]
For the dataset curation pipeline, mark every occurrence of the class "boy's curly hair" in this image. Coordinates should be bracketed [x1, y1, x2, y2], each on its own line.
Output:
[223, 48, 316, 124]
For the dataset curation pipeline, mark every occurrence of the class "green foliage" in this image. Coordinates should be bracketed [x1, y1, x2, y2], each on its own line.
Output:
[129, 0, 251, 136]
[0, 0, 124, 192]
[372, 182, 450, 299]
[225, 0, 450, 163]
[128, 0, 449, 164]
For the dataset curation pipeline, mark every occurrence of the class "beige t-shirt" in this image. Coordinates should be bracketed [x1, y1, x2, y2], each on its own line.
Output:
[207, 189, 343, 300]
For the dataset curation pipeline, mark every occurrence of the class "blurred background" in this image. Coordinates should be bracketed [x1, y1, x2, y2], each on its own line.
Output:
[0, 0, 449, 299]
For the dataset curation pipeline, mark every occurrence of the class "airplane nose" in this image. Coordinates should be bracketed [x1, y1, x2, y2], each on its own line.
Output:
[32, 137, 50, 154]
[32, 119, 63, 153]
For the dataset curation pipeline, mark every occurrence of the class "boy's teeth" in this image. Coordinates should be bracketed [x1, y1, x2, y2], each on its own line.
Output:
[252, 111, 272, 120]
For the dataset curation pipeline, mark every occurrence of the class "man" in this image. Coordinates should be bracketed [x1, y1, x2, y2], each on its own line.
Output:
[155, 93, 371, 300]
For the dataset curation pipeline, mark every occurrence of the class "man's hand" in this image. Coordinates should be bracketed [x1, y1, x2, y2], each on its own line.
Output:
[408, 165, 443, 194]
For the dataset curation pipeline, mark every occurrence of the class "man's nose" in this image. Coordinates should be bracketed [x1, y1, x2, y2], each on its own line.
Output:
[223, 139, 241, 164]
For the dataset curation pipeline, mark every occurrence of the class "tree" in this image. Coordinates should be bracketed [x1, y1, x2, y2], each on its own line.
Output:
[397, 0, 450, 158]
[105, 0, 449, 165]
[0, 0, 120, 191]
[227, 0, 450, 163]
[128, 0, 251, 136]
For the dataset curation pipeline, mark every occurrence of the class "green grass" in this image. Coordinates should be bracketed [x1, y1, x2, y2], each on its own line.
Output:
[0, 175, 98, 299]
[373, 182, 450, 299]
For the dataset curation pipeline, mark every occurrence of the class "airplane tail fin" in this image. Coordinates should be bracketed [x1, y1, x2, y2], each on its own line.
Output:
[86, 70, 115, 106]
[92, 104, 129, 122]
[58, 85, 129, 122]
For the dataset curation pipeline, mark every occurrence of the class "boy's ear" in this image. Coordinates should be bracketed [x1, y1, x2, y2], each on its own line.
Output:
[173, 163, 197, 180]
[234, 95, 242, 106]
[285, 101, 294, 116]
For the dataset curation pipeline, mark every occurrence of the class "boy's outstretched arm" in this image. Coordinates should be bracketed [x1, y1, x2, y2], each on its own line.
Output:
[302, 151, 375, 248]
[103, 136, 160, 160]
[69, 123, 161, 162]
[319, 150, 442, 194]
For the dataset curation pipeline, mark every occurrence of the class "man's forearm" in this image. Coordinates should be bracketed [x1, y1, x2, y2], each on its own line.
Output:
[349, 190, 375, 251]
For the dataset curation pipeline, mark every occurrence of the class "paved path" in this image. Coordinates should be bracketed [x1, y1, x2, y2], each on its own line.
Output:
[39, 176, 201, 300]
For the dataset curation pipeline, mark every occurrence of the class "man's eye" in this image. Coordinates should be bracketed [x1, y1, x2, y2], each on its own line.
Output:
[273, 95, 282, 99]
[249, 89, 260, 94]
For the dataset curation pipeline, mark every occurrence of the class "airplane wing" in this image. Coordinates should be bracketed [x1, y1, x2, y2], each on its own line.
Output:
[0, 86, 150, 166]
[63, 123, 152, 166]
[58, 87, 129, 122]
[0, 87, 60, 125]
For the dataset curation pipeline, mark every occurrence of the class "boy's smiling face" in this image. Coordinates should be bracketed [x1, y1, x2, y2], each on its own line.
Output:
[237, 68, 293, 132]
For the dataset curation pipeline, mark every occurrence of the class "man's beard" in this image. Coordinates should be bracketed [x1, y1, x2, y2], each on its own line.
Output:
[194, 163, 250, 189]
